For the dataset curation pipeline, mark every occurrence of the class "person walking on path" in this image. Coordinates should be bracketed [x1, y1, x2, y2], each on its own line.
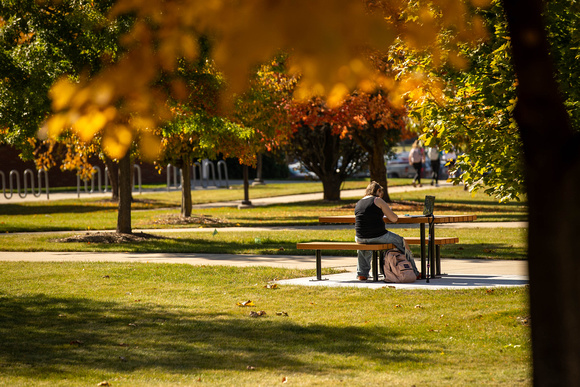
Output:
[428, 145, 441, 186]
[409, 140, 425, 187]
[354, 181, 420, 281]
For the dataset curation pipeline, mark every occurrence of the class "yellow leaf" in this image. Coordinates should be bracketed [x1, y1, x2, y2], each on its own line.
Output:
[50, 78, 77, 111]
[45, 114, 69, 137]
[237, 300, 255, 307]
[73, 108, 109, 142]
[327, 83, 349, 108]
[139, 131, 161, 162]
[102, 125, 134, 159]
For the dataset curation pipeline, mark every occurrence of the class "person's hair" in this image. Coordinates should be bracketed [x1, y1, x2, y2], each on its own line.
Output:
[365, 181, 383, 197]
[412, 140, 420, 148]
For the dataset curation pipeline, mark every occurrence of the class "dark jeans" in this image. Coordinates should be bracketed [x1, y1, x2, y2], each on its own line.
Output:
[412, 162, 423, 184]
[431, 159, 440, 183]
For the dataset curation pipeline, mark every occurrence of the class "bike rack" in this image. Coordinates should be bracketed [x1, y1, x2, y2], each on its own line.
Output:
[133, 164, 142, 194]
[77, 164, 143, 197]
[166, 164, 181, 190]
[217, 160, 229, 188]
[191, 161, 204, 189]
[0, 169, 49, 200]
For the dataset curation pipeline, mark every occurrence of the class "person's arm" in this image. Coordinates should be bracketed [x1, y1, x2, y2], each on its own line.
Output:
[374, 196, 398, 222]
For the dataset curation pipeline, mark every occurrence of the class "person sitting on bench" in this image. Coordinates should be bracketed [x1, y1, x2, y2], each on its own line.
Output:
[354, 181, 420, 281]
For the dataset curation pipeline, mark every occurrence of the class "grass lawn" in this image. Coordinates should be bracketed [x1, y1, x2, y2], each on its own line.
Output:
[0, 227, 528, 260]
[0, 262, 531, 386]
[0, 185, 527, 232]
[0, 184, 528, 260]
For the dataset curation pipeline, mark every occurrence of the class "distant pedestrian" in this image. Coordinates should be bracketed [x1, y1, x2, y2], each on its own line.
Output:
[427, 145, 441, 186]
[445, 149, 457, 179]
[408, 140, 425, 187]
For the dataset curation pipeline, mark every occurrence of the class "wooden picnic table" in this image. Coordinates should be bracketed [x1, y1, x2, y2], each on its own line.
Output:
[318, 214, 477, 279]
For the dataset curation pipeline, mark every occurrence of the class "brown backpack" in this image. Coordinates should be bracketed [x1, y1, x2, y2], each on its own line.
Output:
[383, 249, 417, 283]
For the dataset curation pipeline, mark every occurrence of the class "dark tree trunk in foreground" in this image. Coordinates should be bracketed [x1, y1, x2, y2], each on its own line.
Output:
[181, 161, 192, 217]
[116, 153, 132, 234]
[503, 0, 580, 384]
[104, 155, 119, 201]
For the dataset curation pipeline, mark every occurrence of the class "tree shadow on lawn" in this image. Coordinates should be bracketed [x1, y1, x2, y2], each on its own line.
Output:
[0, 202, 116, 216]
[0, 293, 436, 378]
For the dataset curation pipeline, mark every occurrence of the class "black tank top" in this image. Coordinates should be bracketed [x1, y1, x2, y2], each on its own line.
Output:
[355, 196, 387, 239]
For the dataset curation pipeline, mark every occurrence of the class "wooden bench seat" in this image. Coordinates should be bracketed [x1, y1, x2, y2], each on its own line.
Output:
[296, 242, 394, 282]
[296, 237, 459, 282]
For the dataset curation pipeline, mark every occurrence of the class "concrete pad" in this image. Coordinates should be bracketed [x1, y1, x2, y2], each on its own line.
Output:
[275, 257, 528, 290]
[275, 272, 528, 290]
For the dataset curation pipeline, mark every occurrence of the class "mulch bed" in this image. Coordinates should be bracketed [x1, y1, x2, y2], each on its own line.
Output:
[151, 214, 229, 226]
[54, 232, 166, 244]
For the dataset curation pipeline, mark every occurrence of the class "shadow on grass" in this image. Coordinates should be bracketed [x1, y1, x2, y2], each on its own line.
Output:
[409, 243, 527, 260]
[0, 203, 117, 216]
[0, 293, 435, 378]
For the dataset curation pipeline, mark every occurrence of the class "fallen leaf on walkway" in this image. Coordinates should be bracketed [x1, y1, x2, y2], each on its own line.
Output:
[237, 300, 255, 307]
[249, 310, 267, 317]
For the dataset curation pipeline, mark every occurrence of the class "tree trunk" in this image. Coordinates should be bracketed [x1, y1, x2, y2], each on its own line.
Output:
[253, 153, 265, 185]
[104, 155, 119, 201]
[241, 164, 252, 205]
[350, 126, 392, 202]
[321, 174, 342, 201]
[503, 0, 580, 384]
[181, 162, 192, 217]
[116, 152, 132, 234]
[368, 138, 390, 203]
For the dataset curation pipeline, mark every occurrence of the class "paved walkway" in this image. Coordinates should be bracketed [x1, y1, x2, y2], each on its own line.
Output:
[0, 180, 529, 289]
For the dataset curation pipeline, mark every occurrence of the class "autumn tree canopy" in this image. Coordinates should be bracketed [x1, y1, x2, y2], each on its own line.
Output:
[286, 97, 368, 201]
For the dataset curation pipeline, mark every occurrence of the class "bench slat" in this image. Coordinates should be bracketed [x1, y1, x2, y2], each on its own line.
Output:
[296, 242, 395, 251]
[405, 237, 459, 245]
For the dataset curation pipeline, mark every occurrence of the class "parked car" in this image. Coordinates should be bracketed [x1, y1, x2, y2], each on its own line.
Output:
[385, 152, 435, 178]
[288, 161, 318, 180]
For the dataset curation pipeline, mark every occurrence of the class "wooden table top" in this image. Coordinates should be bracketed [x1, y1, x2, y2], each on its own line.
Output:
[318, 214, 477, 224]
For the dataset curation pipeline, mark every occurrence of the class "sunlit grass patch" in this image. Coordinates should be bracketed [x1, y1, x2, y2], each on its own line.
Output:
[0, 262, 531, 386]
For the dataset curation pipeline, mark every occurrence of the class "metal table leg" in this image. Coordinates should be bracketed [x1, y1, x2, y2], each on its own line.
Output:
[420, 223, 426, 279]
[372, 251, 379, 282]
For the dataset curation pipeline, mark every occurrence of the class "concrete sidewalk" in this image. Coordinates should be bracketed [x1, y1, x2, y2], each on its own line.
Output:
[0, 251, 528, 290]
